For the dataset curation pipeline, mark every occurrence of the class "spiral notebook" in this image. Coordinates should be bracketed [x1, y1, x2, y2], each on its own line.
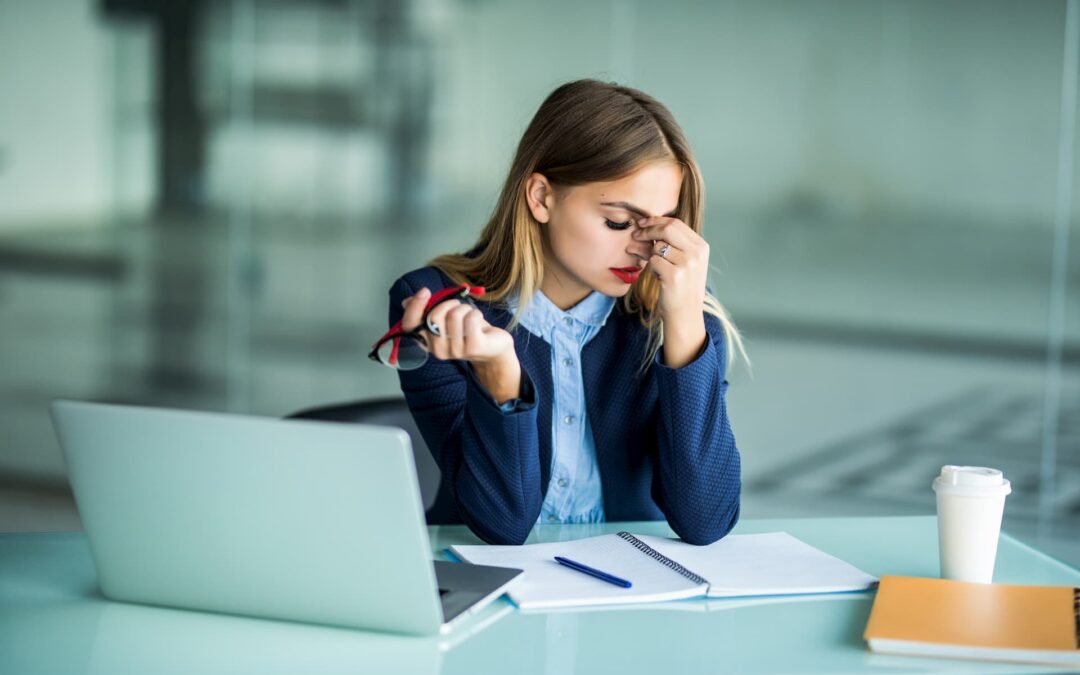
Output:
[450, 531, 878, 610]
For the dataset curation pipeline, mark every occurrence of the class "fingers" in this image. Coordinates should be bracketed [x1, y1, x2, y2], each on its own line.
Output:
[651, 239, 685, 265]
[462, 309, 486, 354]
[424, 298, 461, 337]
[632, 216, 700, 250]
[443, 303, 473, 357]
[424, 302, 485, 360]
[647, 249, 678, 281]
[634, 217, 709, 285]
[395, 288, 513, 365]
[399, 287, 431, 331]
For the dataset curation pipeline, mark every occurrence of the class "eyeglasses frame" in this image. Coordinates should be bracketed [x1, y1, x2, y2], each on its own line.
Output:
[368, 283, 486, 368]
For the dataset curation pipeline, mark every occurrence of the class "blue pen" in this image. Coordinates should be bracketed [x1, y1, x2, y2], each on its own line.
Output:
[554, 556, 632, 588]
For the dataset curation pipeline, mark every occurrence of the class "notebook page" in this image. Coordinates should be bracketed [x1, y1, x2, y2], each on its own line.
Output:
[450, 534, 707, 610]
[633, 532, 878, 597]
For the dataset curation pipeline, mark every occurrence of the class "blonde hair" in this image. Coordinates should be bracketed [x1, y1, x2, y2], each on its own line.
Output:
[430, 79, 747, 373]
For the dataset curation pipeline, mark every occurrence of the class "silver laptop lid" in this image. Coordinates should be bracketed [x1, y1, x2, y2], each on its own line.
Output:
[51, 400, 445, 635]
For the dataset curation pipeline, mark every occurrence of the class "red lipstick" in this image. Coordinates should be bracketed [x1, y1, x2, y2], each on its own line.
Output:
[609, 267, 642, 284]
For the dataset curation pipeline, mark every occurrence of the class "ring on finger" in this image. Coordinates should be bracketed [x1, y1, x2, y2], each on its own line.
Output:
[659, 243, 671, 259]
[426, 319, 441, 336]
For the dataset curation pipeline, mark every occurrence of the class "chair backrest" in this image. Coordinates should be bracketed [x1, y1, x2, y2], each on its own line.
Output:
[287, 398, 460, 525]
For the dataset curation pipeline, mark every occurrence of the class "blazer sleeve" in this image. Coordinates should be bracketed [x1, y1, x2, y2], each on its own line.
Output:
[387, 276, 544, 544]
[650, 314, 741, 545]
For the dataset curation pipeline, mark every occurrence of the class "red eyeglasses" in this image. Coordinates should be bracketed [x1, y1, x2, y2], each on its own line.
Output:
[368, 284, 486, 370]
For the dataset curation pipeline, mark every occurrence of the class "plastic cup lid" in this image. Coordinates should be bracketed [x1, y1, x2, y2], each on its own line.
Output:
[933, 465, 1011, 496]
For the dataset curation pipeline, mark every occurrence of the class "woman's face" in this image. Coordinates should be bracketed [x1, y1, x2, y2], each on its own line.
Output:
[530, 160, 683, 310]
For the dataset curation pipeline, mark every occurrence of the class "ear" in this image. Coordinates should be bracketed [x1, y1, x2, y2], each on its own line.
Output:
[524, 172, 555, 224]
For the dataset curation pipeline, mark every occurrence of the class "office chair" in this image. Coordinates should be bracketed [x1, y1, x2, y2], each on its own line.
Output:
[286, 397, 461, 525]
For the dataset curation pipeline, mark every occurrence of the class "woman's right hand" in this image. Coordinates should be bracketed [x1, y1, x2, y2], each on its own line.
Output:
[400, 287, 522, 403]
[400, 287, 515, 364]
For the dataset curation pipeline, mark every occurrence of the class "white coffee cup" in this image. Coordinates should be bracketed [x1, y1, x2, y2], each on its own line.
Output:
[932, 465, 1011, 583]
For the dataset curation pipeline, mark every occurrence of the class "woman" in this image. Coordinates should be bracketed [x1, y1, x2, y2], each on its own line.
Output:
[373, 79, 746, 546]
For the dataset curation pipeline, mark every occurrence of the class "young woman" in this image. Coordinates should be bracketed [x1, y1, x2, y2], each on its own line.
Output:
[372, 79, 746, 546]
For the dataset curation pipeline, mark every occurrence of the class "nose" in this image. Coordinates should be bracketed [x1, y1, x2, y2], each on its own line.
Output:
[626, 228, 652, 262]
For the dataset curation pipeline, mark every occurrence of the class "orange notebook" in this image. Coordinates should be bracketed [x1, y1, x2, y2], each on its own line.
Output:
[864, 576, 1080, 667]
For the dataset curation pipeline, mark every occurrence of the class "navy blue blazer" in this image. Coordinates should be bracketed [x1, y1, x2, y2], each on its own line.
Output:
[388, 266, 741, 546]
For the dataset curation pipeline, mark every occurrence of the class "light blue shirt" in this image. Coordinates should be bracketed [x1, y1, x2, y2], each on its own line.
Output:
[511, 289, 617, 525]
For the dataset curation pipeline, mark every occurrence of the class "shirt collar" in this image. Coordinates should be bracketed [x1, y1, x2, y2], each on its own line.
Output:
[512, 288, 616, 337]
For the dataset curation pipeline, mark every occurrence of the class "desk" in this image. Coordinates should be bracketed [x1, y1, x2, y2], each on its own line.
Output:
[2, 516, 1077, 674]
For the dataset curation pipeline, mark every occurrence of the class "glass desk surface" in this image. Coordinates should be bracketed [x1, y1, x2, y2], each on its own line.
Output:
[2, 516, 1077, 674]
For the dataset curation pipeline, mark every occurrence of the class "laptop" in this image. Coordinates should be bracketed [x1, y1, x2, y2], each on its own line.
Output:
[50, 399, 522, 635]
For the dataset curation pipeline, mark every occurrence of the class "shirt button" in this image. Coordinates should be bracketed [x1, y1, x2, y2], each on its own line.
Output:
[563, 415, 574, 425]
[562, 357, 573, 367]
[557, 478, 569, 488]
[563, 317, 573, 326]
[547, 514, 558, 523]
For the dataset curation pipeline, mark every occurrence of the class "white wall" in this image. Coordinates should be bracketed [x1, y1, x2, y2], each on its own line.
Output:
[0, 0, 1071, 233]
[433, 0, 1069, 230]
[0, 0, 113, 231]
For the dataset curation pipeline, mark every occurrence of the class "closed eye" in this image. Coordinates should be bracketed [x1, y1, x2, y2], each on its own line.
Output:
[604, 218, 633, 231]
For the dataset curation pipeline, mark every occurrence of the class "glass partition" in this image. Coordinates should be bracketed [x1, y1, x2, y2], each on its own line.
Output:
[0, 0, 1074, 562]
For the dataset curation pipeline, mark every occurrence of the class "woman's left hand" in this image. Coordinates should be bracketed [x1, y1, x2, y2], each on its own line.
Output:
[633, 216, 709, 321]
[633, 216, 710, 368]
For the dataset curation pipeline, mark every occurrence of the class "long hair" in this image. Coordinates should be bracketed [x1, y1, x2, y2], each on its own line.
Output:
[429, 79, 747, 372]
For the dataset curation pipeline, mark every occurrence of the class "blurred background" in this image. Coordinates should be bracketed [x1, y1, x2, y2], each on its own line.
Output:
[1, 0, 1076, 565]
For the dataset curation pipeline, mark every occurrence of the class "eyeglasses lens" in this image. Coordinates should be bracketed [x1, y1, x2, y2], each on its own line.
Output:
[375, 333, 428, 370]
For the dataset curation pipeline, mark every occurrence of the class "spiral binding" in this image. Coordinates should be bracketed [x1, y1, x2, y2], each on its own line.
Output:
[617, 531, 710, 587]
